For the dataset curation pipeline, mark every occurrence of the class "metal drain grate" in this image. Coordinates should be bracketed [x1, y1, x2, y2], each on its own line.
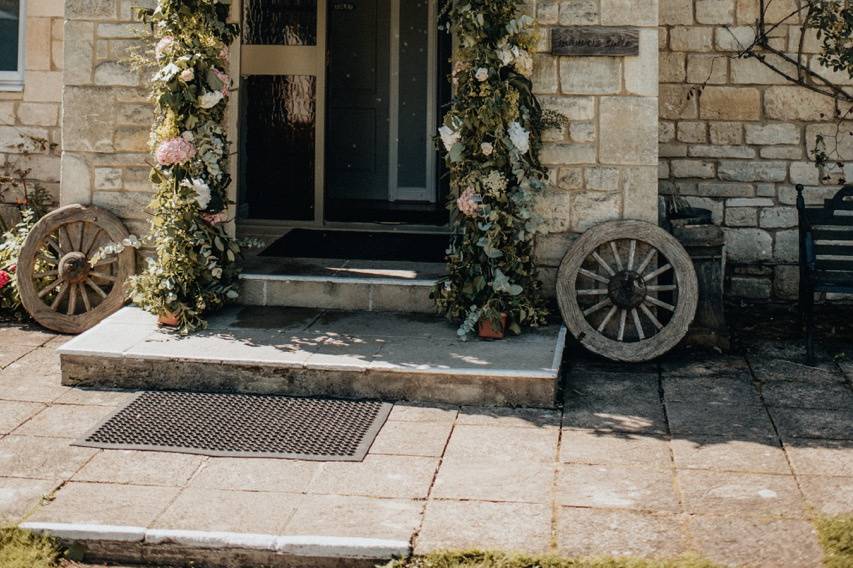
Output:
[75, 391, 392, 461]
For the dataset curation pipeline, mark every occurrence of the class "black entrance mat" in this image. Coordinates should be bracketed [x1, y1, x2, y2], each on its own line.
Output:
[260, 229, 449, 262]
[75, 391, 392, 461]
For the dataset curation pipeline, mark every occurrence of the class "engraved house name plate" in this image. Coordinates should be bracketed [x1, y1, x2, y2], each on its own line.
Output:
[551, 27, 640, 56]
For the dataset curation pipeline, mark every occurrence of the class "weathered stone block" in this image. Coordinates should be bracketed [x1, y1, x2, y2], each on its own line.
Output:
[113, 126, 150, 152]
[585, 167, 620, 191]
[22, 71, 63, 102]
[660, 85, 698, 120]
[660, 0, 692, 24]
[536, 190, 573, 233]
[622, 166, 659, 223]
[725, 207, 756, 227]
[532, 54, 558, 94]
[760, 146, 803, 160]
[599, 97, 658, 165]
[571, 190, 623, 231]
[699, 87, 761, 120]
[96, 23, 146, 39]
[556, 167, 584, 191]
[774, 229, 798, 262]
[66, 0, 116, 19]
[660, 143, 688, 157]
[670, 26, 714, 52]
[715, 26, 755, 51]
[559, 57, 621, 95]
[92, 190, 154, 220]
[709, 122, 743, 145]
[569, 122, 595, 143]
[538, 96, 595, 120]
[730, 276, 772, 299]
[29, 0, 64, 17]
[540, 143, 597, 165]
[695, 0, 734, 24]
[764, 87, 836, 121]
[59, 153, 92, 206]
[559, 0, 600, 24]
[600, 0, 657, 25]
[677, 121, 707, 143]
[730, 55, 796, 84]
[660, 53, 686, 83]
[659, 121, 676, 143]
[718, 161, 787, 182]
[806, 122, 853, 161]
[683, 196, 724, 223]
[62, 87, 116, 152]
[726, 197, 774, 207]
[759, 207, 797, 229]
[94, 167, 123, 190]
[789, 162, 820, 185]
[725, 228, 772, 261]
[686, 54, 728, 84]
[625, 29, 658, 96]
[17, 103, 58, 127]
[671, 159, 715, 178]
[535, 232, 578, 266]
[744, 123, 800, 145]
[688, 144, 755, 159]
[25, 18, 53, 71]
[773, 265, 799, 299]
[0, 126, 50, 153]
[537, 0, 559, 23]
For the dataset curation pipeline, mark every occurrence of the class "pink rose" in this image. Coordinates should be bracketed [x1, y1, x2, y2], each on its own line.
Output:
[0, 270, 11, 289]
[155, 137, 197, 166]
[212, 68, 230, 97]
[202, 212, 228, 225]
[155, 36, 174, 61]
[456, 187, 481, 218]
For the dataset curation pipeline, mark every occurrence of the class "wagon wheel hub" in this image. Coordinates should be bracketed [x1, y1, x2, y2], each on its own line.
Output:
[607, 270, 647, 309]
[58, 252, 90, 284]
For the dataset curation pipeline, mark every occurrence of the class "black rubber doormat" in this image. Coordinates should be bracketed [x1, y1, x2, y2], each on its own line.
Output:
[75, 391, 392, 461]
[260, 229, 449, 262]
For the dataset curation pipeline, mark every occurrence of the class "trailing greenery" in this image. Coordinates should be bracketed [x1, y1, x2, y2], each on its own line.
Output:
[433, 0, 559, 337]
[123, 0, 242, 333]
[383, 551, 721, 568]
[816, 515, 853, 568]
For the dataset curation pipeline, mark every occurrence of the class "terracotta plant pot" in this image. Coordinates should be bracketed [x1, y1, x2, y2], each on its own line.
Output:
[478, 312, 508, 339]
[157, 311, 180, 327]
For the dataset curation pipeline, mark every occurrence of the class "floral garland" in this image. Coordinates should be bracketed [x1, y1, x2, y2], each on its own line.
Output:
[433, 0, 555, 336]
[123, 0, 241, 333]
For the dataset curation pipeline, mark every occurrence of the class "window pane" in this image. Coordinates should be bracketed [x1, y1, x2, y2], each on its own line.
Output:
[243, 0, 317, 46]
[0, 0, 21, 72]
[241, 75, 316, 221]
[397, 0, 430, 189]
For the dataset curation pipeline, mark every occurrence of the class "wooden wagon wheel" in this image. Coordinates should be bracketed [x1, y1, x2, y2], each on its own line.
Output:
[17, 204, 135, 334]
[557, 220, 698, 362]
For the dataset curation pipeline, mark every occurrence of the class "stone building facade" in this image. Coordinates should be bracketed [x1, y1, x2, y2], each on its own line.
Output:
[658, 0, 853, 299]
[0, 0, 64, 223]
[1, 0, 850, 301]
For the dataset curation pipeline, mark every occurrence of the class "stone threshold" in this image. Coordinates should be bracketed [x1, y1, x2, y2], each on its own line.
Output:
[58, 306, 566, 407]
[21, 522, 408, 567]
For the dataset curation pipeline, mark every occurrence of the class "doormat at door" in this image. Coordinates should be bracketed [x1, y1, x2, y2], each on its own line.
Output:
[260, 229, 449, 262]
[75, 391, 392, 461]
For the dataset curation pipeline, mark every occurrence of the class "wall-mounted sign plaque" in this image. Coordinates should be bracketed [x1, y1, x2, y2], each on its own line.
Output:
[551, 27, 640, 56]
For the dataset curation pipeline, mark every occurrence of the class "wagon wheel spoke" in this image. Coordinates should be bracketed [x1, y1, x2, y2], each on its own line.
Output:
[635, 248, 656, 275]
[90, 272, 117, 283]
[640, 303, 663, 330]
[74, 222, 85, 251]
[583, 298, 611, 316]
[627, 240, 637, 271]
[579, 268, 609, 284]
[591, 251, 615, 276]
[617, 308, 627, 341]
[85, 278, 109, 299]
[597, 305, 618, 332]
[83, 227, 103, 256]
[80, 283, 92, 312]
[577, 288, 608, 296]
[644, 263, 672, 281]
[50, 284, 68, 311]
[646, 284, 677, 292]
[67, 284, 78, 315]
[645, 295, 675, 312]
[610, 241, 623, 271]
[631, 308, 645, 340]
[58, 226, 74, 253]
[92, 257, 118, 269]
[38, 278, 62, 298]
[46, 237, 63, 258]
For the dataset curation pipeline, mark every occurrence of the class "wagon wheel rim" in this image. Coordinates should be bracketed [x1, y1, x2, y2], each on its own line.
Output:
[17, 205, 135, 334]
[557, 220, 698, 362]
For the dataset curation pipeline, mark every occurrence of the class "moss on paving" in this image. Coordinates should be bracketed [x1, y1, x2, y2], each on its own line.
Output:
[0, 527, 61, 568]
[816, 515, 853, 568]
[383, 551, 720, 568]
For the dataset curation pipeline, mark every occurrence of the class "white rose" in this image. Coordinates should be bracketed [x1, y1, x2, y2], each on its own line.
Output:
[496, 47, 513, 66]
[481, 142, 494, 156]
[179, 68, 194, 82]
[198, 90, 224, 109]
[438, 125, 461, 151]
[475, 67, 489, 82]
[507, 121, 530, 154]
[181, 178, 211, 209]
[515, 51, 533, 77]
[152, 62, 180, 82]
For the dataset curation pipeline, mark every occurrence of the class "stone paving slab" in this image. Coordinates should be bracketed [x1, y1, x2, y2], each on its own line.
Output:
[1, 323, 852, 567]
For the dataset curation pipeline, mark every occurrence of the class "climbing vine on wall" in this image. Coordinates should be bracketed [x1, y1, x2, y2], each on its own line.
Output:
[433, 0, 560, 337]
[119, 0, 241, 333]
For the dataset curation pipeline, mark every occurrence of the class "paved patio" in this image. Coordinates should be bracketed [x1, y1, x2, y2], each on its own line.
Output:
[0, 306, 851, 567]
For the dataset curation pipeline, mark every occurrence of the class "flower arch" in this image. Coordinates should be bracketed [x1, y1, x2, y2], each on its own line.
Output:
[433, 0, 558, 336]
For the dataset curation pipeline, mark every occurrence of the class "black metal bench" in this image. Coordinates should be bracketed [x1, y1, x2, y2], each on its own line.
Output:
[796, 184, 853, 364]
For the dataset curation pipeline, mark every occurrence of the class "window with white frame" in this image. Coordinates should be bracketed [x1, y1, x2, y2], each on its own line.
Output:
[0, 0, 25, 90]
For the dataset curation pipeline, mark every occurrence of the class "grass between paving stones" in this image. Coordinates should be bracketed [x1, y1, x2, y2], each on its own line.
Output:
[382, 551, 721, 568]
[816, 515, 853, 568]
[0, 526, 62, 568]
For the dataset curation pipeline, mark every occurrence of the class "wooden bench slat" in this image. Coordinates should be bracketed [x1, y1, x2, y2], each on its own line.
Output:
[813, 228, 853, 241]
[815, 244, 853, 256]
[815, 259, 853, 271]
[812, 269, 853, 284]
[806, 211, 853, 225]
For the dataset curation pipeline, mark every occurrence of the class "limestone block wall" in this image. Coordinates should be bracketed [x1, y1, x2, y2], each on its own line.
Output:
[658, 0, 853, 300]
[59, 0, 154, 237]
[531, 0, 660, 290]
[0, 0, 64, 225]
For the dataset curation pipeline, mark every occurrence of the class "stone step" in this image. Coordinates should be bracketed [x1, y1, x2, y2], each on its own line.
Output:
[59, 306, 566, 408]
[238, 257, 444, 313]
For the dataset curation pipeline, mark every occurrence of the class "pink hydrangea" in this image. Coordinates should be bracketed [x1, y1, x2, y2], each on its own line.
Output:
[212, 68, 230, 97]
[0, 270, 11, 289]
[155, 137, 197, 166]
[202, 212, 228, 225]
[155, 36, 174, 61]
[457, 187, 481, 218]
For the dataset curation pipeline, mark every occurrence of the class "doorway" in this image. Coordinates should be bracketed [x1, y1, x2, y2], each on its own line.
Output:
[238, 0, 450, 228]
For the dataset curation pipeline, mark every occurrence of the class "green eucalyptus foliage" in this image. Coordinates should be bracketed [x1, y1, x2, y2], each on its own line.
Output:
[433, 0, 552, 336]
[130, 0, 241, 333]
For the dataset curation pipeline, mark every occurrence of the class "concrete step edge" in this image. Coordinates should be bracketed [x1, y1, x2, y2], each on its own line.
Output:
[240, 273, 438, 287]
[20, 522, 411, 561]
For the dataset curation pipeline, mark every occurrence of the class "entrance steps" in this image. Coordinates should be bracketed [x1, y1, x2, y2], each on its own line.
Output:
[238, 257, 443, 313]
[58, 306, 566, 407]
